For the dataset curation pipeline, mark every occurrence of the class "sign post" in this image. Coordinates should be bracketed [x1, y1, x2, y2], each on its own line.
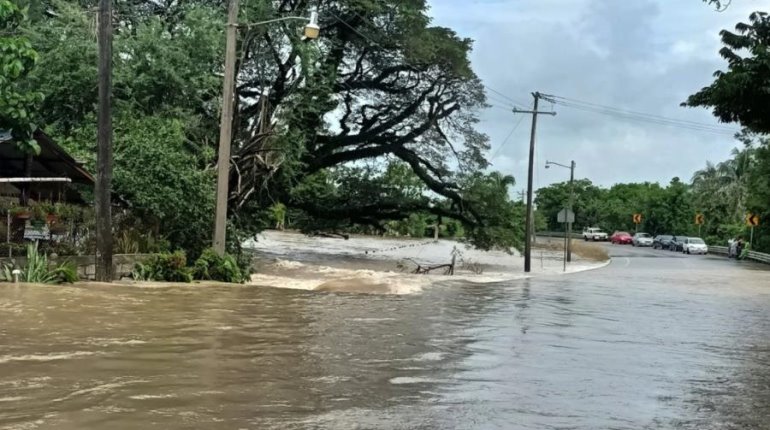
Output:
[746, 213, 760, 247]
[557, 208, 575, 272]
[695, 213, 705, 237]
[633, 213, 642, 233]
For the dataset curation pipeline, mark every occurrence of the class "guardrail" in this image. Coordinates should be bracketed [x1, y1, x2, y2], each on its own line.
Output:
[537, 232, 582, 239]
[709, 246, 728, 255]
[708, 245, 770, 265]
[747, 251, 770, 264]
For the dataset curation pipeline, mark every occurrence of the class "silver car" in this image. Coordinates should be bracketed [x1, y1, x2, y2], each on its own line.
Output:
[632, 232, 653, 247]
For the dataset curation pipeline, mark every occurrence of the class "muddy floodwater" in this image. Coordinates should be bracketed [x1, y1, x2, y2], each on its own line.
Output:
[2, 244, 770, 429]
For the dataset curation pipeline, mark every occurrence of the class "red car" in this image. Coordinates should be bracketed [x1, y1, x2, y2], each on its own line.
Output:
[610, 231, 633, 244]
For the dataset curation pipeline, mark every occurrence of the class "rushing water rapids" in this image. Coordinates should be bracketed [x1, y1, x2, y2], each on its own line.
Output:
[1, 243, 770, 429]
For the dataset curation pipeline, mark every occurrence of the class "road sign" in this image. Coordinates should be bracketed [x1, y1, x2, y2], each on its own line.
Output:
[747, 214, 760, 227]
[695, 213, 705, 225]
[633, 213, 642, 224]
[557, 208, 575, 224]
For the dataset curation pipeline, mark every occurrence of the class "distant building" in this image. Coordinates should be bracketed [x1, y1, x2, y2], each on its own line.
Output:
[0, 129, 94, 205]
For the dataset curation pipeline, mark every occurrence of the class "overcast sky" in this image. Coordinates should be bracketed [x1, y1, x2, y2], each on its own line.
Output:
[427, 0, 763, 191]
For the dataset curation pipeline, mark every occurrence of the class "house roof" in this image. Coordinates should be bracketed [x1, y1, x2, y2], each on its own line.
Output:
[0, 130, 94, 184]
[0, 130, 94, 204]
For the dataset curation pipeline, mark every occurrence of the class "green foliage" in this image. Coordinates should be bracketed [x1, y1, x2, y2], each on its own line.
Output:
[21, 0, 519, 253]
[1, 242, 77, 284]
[132, 251, 193, 283]
[51, 261, 78, 283]
[537, 178, 700, 237]
[0, 0, 44, 153]
[193, 248, 247, 284]
[459, 172, 523, 251]
[684, 12, 770, 133]
[63, 112, 215, 256]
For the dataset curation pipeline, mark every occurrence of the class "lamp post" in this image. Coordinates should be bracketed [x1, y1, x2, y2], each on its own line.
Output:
[546, 160, 576, 263]
[213, 4, 320, 255]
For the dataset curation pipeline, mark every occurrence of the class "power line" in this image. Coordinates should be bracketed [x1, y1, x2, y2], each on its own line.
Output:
[555, 101, 737, 136]
[548, 94, 736, 131]
[546, 94, 739, 136]
[490, 115, 526, 160]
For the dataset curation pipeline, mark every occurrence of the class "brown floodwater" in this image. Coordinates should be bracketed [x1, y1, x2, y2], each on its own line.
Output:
[1, 245, 770, 429]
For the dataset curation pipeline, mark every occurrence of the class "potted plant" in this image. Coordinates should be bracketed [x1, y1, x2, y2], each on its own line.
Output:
[10, 206, 31, 220]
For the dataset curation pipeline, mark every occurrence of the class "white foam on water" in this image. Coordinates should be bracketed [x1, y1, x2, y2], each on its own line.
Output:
[413, 352, 444, 362]
[0, 396, 27, 402]
[273, 259, 305, 269]
[389, 376, 443, 385]
[85, 338, 147, 346]
[129, 394, 178, 400]
[0, 351, 98, 364]
[247, 231, 607, 295]
[53, 379, 148, 403]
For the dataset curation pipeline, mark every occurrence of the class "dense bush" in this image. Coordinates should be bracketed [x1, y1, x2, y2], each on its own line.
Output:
[1, 243, 79, 284]
[193, 248, 247, 284]
[132, 251, 193, 283]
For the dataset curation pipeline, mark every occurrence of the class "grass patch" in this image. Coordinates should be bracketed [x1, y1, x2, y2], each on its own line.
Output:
[570, 241, 609, 261]
[534, 239, 609, 262]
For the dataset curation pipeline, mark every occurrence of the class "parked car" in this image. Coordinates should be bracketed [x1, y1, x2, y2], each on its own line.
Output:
[682, 237, 708, 254]
[653, 235, 673, 250]
[583, 227, 608, 241]
[610, 231, 633, 244]
[669, 235, 688, 252]
[632, 232, 653, 247]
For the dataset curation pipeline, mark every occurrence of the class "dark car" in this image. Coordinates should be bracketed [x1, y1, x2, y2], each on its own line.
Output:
[653, 235, 673, 250]
[669, 235, 688, 252]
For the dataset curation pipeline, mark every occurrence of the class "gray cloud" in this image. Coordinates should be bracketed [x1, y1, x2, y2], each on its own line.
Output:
[428, 0, 762, 191]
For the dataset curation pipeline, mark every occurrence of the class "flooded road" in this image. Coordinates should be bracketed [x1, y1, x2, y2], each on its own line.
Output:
[2, 245, 770, 429]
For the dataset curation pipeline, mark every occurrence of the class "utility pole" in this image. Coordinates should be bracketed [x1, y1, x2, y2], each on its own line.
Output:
[567, 160, 575, 263]
[95, 0, 113, 281]
[213, 0, 241, 256]
[514, 92, 556, 273]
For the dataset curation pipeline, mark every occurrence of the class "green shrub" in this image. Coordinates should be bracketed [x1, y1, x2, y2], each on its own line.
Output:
[193, 248, 246, 283]
[0, 243, 78, 284]
[52, 262, 79, 283]
[132, 251, 193, 283]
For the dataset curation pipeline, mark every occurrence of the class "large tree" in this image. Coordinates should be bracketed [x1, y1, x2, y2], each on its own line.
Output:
[0, 0, 43, 153]
[23, 0, 521, 252]
[225, 0, 512, 248]
[683, 11, 770, 133]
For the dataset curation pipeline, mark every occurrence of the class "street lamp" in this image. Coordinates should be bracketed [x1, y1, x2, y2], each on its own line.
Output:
[213, 4, 320, 255]
[545, 160, 576, 263]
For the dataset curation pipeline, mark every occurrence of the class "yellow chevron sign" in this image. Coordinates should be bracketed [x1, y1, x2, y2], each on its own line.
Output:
[746, 214, 760, 227]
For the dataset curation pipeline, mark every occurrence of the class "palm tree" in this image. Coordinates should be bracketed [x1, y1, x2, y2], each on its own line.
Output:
[691, 147, 755, 228]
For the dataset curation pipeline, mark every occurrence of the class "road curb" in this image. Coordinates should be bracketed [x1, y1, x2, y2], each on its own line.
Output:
[564, 258, 612, 275]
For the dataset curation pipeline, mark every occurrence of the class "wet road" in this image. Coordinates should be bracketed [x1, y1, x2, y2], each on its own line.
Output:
[2, 245, 770, 429]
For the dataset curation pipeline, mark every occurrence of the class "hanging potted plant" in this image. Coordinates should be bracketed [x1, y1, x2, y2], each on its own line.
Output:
[10, 206, 31, 220]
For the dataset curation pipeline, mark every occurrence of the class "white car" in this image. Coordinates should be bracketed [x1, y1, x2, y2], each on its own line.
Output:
[632, 232, 653, 247]
[683, 237, 708, 255]
[582, 227, 608, 241]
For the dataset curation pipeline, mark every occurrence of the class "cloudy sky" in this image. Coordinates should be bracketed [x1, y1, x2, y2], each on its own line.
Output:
[427, 0, 762, 191]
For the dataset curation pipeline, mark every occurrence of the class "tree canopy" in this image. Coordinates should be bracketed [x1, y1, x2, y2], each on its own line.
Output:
[0, 0, 44, 153]
[683, 11, 770, 133]
[18, 0, 523, 253]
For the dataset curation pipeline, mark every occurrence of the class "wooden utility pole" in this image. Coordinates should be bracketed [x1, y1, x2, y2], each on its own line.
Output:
[567, 160, 575, 263]
[95, 0, 113, 281]
[213, 0, 240, 255]
[514, 92, 556, 273]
